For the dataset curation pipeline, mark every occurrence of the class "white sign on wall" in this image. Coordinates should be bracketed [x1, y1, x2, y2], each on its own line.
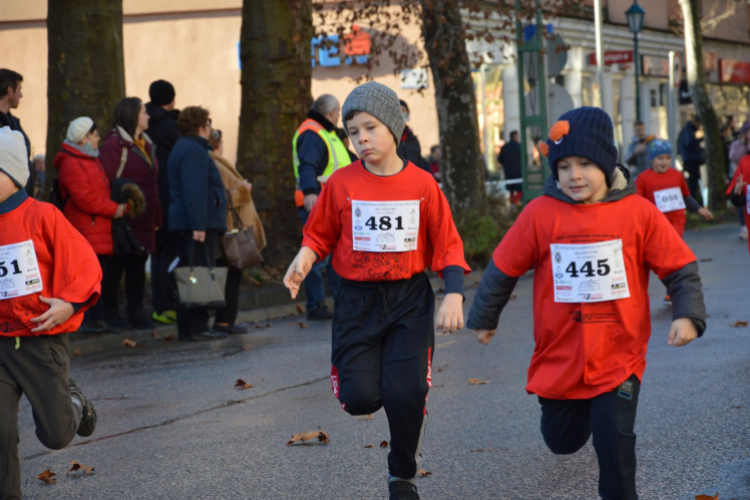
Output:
[400, 69, 429, 90]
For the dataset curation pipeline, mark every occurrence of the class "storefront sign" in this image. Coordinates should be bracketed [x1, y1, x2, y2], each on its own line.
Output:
[719, 59, 750, 84]
[588, 51, 633, 66]
[312, 26, 371, 68]
[641, 55, 669, 76]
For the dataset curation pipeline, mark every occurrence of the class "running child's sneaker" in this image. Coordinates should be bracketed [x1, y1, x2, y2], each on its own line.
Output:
[663, 294, 672, 306]
[740, 226, 748, 240]
[389, 481, 419, 500]
[69, 378, 97, 437]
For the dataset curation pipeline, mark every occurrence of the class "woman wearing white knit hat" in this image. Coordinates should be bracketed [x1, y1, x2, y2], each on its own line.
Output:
[54, 117, 127, 333]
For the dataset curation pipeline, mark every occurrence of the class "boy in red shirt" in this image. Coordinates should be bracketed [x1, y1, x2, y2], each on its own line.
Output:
[0, 127, 99, 498]
[467, 108, 706, 500]
[635, 139, 712, 304]
[727, 155, 750, 255]
[284, 82, 470, 500]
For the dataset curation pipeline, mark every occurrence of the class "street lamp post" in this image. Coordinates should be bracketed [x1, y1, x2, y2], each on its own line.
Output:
[626, 0, 645, 122]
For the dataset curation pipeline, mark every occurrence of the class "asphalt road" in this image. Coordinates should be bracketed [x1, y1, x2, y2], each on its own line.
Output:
[17, 223, 750, 500]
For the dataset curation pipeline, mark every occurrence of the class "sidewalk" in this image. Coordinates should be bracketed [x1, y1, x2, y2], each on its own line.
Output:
[69, 270, 486, 355]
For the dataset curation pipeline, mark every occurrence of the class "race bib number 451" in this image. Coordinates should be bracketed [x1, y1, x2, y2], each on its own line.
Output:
[0, 240, 43, 300]
[551, 239, 630, 303]
[352, 200, 420, 252]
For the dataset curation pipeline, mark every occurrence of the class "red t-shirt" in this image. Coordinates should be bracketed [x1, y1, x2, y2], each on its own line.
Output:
[492, 193, 696, 399]
[727, 156, 750, 255]
[0, 197, 101, 337]
[636, 168, 691, 236]
[302, 161, 470, 281]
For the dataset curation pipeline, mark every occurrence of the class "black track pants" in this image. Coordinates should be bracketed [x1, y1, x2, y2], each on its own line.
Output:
[330, 273, 435, 481]
[539, 374, 641, 500]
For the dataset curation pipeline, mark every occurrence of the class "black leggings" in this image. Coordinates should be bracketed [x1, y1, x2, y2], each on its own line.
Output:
[330, 273, 435, 481]
[214, 257, 241, 325]
[539, 375, 641, 500]
[102, 253, 148, 315]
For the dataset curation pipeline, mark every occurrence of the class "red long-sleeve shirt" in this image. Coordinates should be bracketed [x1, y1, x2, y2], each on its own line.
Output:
[727, 156, 750, 255]
[635, 168, 691, 236]
[302, 161, 470, 281]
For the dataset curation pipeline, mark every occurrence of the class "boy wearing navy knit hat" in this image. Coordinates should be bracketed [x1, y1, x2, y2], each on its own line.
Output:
[467, 107, 707, 499]
[284, 81, 470, 500]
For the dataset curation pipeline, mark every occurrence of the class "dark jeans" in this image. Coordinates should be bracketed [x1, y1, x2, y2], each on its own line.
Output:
[0, 335, 81, 500]
[214, 257, 241, 325]
[331, 274, 435, 481]
[298, 208, 340, 311]
[151, 227, 180, 314]
[738, 206, 746, 227]
[683, 161, 703, 206]
[539, 375, 641, 500]
[103, 253, 148, 317]
[175, 231, 218, 339]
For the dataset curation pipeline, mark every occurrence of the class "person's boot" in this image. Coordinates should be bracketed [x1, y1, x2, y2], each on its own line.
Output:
[389, 481, 419, 500]
[129, 309, 153, 330]
[79, 314, 106, 334]
[69, 378, 97, 437]
[307, 302, 333, 321]
[104, 309, 130, 331]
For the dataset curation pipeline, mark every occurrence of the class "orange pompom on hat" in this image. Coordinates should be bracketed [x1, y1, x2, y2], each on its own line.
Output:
[542, 106, 618, 183]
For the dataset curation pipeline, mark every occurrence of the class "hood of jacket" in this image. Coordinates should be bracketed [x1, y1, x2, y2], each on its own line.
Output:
[146, 103, 180, 127]
[106, 125, 154, 148]
[53, 142, 97, 170]
[543, 164, 635, 204]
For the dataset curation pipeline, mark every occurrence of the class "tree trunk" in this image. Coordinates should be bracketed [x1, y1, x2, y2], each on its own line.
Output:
[237, 0, 313, 267]
[679, 0, 725, 210]
[46, 0, 125, 199]
[420, 0, 486, 220]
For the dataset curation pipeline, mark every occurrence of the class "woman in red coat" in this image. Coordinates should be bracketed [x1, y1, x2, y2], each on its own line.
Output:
[99, 98, 162, 330]
[54, 117, 127, 333]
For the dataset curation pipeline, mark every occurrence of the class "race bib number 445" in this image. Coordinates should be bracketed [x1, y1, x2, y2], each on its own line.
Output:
[0, 240, 43, 300]
[352, 200, 420, 252]
[654, 187, 686, 213]
[551, 239, 630, 303]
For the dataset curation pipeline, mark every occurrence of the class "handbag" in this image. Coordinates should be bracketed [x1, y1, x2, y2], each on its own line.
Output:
[174, 240, 228, 309]
[220, 191, 263, 269]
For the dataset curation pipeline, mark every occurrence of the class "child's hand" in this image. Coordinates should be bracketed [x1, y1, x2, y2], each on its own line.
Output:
[283, 247, 318, 299]
[30, 297, 74, 333]
[435, 293, 464, 334]
[667, 318, 699, 347]
[734, 173, 747, 195]
[698, 207, 714, 220]
[474, 329, 496, 345]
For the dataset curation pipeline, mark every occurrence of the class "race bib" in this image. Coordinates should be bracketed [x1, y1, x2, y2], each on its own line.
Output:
[551, 239, 630, 303]
[0, 240, 43, 300]
[654, 187, 686, 213]
[746, 185, 750, 215]
[352, 200, 420, 252]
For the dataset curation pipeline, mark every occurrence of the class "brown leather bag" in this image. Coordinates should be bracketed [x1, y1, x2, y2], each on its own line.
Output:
[221, 193, 263, 269]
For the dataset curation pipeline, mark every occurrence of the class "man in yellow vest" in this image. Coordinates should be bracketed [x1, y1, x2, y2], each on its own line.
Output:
[292, 94, 353, 320]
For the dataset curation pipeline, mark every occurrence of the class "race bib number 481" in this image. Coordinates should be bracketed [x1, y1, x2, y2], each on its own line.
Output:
[352, 200, 420, 252]
[551, 239, 630, 303]
[0, 240, 43, 300]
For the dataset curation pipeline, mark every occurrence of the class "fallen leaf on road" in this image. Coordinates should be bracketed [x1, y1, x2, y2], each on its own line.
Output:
[299, 322, 308, 329]
[418, 469, 432, 478]
[266, 323, 272, 328]
[469, 378, 489, 385]
[163, 334, 175, 341]
[122, 339, 137, 347]
[235, 379, 253, 390]
[379, 440, 389, 448]
[695, 494, 718, 500]
[355, 414, 372, 420]
[296, 304, 305, 314]
[436, 365, 448, 373]
[67, 460, 95, 475]
[73, 348, 84, 357]
[287, 431, 329, 445]
[510, 294, 517, 300]
[730, 321, 748, 327]
[151, 330, 158, 339]
[37, 470, 56, 484]
[699, 258, 713, 262]
[364, 444, 374, 448]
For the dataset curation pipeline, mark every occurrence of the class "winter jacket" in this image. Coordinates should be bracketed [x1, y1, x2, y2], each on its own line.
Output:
[168, 136, 227, 233]
[497, 139, 522, 188]
[145, 103, 180, 231]
[678, 122, 705, 164]
[211, 151, 266, 251]
[99, 126, 162, 253]
[0, 110, 35, 196]
[295, 110, 339, 195]
[727, 139, 749, 177]
[397, 126, 429, 172]
[54, 143, 119, 255]
[625, 135, 652, 176]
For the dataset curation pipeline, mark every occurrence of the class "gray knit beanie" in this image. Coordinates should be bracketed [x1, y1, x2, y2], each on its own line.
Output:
[342, 81, 405, 145]
[0, 126, 29, 189]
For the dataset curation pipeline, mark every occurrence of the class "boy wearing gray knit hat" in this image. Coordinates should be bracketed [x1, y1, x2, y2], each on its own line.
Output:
[284, 81, 471, 500]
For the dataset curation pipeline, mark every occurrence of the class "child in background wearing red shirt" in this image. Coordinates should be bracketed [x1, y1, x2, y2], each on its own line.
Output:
[0, 127, 99, 499]
[284, 82, 470, 500]
[727, 155, 750, 255]
[635, 139, 712, 304]
[467, 107, 706, 500]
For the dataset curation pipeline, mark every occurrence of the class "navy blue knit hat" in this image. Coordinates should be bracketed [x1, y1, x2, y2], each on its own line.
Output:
[540, 106, 618, 183]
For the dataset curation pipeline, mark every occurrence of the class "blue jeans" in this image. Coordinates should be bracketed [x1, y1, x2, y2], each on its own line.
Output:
[299, 208, 341, 311]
